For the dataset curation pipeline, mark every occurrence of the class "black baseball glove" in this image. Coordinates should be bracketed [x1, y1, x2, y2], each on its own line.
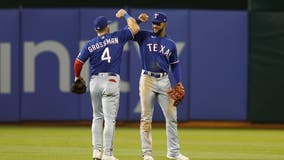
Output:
[71, 77, 86, 94]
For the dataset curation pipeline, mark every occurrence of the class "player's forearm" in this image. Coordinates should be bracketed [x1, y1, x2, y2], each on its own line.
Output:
[74, 59, 83, 78]
[124, 13, 140, 35]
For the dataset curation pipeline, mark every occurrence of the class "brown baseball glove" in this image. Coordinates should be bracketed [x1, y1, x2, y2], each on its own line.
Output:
[168, 82, 185, 106]
[71, 77, 86, 94]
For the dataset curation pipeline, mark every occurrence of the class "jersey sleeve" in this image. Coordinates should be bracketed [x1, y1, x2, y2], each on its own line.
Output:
[116, 28, 133, 43]
[133, 30, 148, 42]
[169, 44, 179, 64]
[76, 42, 90, 63]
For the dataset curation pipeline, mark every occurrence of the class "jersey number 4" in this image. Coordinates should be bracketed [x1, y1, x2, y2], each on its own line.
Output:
[101, 47, 111, 63]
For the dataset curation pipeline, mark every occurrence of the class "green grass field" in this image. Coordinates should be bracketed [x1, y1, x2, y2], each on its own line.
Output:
[0, 126, 284, 160]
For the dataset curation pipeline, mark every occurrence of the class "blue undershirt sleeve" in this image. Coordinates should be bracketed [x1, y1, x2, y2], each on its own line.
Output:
[171, 62, 181, 83]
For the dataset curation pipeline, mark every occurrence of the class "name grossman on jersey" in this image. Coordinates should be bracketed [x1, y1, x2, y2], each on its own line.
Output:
[88, 37, 119, 53]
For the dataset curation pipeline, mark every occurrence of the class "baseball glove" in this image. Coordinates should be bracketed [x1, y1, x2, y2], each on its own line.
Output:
[168, 82, 185, 106]
[71, 77, 86, 94]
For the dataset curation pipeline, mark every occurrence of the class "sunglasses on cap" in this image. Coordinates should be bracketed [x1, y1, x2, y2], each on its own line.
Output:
[152, 22, 162, 26]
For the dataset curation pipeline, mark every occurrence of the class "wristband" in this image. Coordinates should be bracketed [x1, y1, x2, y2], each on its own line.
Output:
[124, 13, 131, 20]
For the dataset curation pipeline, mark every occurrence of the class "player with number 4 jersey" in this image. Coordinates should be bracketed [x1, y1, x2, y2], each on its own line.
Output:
[73, 9, 140, 160]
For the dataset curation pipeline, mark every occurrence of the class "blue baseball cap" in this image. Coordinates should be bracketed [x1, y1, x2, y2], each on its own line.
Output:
[93, 16, 112, 30]
[152, 12, 167, 23]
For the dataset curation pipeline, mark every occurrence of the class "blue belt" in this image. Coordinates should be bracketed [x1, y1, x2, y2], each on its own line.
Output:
[143, 70, 167, 78]
[93, 72, 118, 77]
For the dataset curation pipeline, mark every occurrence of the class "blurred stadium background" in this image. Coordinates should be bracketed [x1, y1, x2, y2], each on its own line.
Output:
[1, 0, 284, 124]
[1, 0, 284, 159]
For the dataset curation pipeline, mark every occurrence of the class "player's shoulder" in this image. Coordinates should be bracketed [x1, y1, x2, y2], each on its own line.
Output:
[135, 29, 151, 36]
[80, 38, 94, 49]
[168, 39, 176, 46]
[133, 29, 151, 41]
[164, 35, 175, 42]
[88, 36, 99, 43]
[164, 36, 176, 45]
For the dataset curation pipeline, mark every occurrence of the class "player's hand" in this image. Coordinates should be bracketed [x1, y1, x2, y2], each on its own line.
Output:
[116, 9, 127, 18]
[138, 13, 149, 22]
[71, 77, 86, 94]
[74, 76, 80, 81]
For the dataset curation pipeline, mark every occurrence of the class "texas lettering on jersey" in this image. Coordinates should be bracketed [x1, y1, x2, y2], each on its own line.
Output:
[146, 43, 171, 57]
[133, 30, 178, 73]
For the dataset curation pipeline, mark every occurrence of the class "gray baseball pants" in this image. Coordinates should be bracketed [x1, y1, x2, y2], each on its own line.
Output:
[139, 72, 181, 158]
[89, 73, 120, 156]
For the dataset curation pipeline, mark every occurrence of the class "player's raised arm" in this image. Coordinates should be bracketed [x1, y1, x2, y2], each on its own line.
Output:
[116, 9, 140, 35]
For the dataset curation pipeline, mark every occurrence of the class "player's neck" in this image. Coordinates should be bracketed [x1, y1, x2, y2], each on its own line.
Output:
[160, 32, 166, 37]
[97, 32, 108, 37]
[157, 31, 166, 37]
[156, 27, 166, 37]
[97, 27, 109, 37]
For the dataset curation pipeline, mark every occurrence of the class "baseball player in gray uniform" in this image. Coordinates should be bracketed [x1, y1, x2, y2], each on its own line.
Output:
[133, 12, 189, 160]
[73, 9, 139, 160]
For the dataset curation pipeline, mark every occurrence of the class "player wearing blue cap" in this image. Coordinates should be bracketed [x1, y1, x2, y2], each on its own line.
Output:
[133, 12, 189, 160]
[73, 9, 140, 160]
